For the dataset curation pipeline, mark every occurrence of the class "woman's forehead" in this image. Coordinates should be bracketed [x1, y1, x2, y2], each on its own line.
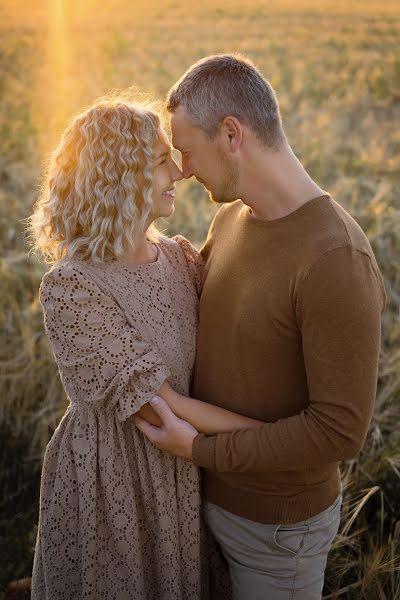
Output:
[156, 128, 171, 150]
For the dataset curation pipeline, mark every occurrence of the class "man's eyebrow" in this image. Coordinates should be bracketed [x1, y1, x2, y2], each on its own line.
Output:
[171, 140, 186, 151]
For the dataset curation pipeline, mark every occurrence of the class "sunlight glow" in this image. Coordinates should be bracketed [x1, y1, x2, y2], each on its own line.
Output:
[34, 0, 74, 152]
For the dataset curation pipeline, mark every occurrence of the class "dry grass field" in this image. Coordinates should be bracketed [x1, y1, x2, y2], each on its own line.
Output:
[0, 0, 399, 597]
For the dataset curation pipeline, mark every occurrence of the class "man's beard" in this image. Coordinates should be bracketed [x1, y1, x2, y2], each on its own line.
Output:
[209, 151, 240, 204]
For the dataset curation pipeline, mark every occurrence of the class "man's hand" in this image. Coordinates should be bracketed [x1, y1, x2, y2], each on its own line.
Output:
[132, 396, 199, 461]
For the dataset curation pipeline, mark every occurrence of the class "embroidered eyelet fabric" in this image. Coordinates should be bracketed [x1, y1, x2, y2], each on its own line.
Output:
[31, 235, 231, 600]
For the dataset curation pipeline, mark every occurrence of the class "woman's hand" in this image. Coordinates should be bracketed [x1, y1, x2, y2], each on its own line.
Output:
[133, 396, 198, 461]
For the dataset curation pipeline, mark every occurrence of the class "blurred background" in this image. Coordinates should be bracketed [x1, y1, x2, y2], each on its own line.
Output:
[0, 0, 399, 597]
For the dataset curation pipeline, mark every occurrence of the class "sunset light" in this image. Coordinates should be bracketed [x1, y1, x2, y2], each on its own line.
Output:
[1, 1, 399, 598]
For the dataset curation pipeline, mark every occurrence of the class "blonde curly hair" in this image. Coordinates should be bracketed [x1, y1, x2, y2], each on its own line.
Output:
[28, 92, 163, 264]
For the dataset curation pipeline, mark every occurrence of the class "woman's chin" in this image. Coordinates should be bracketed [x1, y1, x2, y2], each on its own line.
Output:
[156, 205, 175, 219]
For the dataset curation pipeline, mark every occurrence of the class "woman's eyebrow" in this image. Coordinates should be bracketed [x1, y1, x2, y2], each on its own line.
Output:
[155, 150, 170, 160]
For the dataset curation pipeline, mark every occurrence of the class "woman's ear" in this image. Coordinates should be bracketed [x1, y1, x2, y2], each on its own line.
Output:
[220, 116, 243, 153]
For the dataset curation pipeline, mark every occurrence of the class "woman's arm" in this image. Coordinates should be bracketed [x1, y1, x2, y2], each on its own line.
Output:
[155, 380, 264, 434]
[136, 380, 264, 433]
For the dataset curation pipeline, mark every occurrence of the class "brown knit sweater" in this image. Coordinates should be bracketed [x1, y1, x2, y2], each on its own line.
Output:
[191, 194, 386, 525]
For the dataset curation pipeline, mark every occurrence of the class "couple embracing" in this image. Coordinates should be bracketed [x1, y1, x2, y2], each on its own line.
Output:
[30, 54, 385, 600]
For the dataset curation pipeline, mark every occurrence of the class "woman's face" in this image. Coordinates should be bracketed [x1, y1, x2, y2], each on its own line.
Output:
[151, 129, 183, 219]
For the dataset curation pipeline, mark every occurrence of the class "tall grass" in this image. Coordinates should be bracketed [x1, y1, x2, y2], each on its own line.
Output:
[0, 1, 399, 597]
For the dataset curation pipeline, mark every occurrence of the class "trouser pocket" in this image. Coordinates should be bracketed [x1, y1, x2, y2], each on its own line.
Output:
[273, 522, 309, 556]
[273, 494, 342, 557]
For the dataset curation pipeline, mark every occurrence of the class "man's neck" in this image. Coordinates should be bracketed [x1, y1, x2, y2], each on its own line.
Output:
[240, 143, 325, 221]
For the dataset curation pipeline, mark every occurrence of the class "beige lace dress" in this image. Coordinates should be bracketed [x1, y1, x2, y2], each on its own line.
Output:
[31, 235, 231, 600]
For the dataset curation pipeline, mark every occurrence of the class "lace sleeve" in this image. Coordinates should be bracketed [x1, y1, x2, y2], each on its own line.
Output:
[39, 261, 170, 421]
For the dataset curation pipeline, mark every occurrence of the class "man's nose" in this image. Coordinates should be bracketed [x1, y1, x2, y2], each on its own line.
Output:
[181, 157, 193, 179]
[182, 165, 193, 179]
[171, 162, 183, 182]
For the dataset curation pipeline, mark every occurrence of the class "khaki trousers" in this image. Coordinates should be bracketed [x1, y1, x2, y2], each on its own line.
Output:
[203, 493, 342, 600]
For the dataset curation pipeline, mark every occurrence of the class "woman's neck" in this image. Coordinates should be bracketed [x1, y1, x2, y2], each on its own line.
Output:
[122, 236, 158, 265]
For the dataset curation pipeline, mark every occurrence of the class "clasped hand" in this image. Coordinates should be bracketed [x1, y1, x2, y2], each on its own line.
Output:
[133, 396, 198, 462]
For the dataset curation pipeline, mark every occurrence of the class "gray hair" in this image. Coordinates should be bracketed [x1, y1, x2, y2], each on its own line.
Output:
[167, 54, 285, 149]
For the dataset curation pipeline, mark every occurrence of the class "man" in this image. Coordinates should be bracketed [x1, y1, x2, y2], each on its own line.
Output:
[134, 54, 386, 599]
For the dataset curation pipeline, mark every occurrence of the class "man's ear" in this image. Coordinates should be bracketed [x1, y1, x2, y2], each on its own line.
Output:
[220, 116, 243, 153]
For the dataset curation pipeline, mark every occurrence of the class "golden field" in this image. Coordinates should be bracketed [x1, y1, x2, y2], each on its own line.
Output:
[0, 1, 399, 597]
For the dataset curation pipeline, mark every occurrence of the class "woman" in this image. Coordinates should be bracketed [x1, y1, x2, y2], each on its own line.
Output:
[29, 94, 263, 600]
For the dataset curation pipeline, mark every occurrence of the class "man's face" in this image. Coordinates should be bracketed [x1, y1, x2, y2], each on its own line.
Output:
[170, 106, 240, 204]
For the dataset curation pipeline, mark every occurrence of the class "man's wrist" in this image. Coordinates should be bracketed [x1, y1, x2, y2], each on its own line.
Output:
[191, 432, 217, 470]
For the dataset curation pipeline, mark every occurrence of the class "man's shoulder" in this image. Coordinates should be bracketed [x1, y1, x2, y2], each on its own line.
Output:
[301, 196, 374, 262]
[325, 198, 371, 249]
[298, 197, 385, 301]
[212, 200, 243, 225]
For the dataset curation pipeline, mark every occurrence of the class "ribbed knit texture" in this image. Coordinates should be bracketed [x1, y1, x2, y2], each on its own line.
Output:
[192, 195, 386, 525]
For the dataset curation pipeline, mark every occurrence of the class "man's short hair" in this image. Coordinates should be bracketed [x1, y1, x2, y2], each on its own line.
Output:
[167, 54, 285, 149]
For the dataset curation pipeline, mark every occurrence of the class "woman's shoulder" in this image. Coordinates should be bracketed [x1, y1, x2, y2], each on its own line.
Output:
[158, 234, 202, 266]
[158, 233, 179, 249]
[173, 235, 203, 263]
[39, 257, 118, 316]
[158, 233, 186, 259]
[158, 233, 195, 247]
[171, 234, 196, 249]
[40, 257, 107, 301]
[160, 233, 198, 255]
[41, 257, 88, 284]
[167, 235, 204, 296]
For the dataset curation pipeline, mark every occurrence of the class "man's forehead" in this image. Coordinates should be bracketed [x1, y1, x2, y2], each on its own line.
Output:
[170, 109, 197, 148]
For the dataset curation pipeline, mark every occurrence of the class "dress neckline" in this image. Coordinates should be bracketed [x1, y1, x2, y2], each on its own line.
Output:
[117, 243, 162, 270]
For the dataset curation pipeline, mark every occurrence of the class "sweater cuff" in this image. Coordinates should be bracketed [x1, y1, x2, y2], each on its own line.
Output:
[192, 433, 217, 470]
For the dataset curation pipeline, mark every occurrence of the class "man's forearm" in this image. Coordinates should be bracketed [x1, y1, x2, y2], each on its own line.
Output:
[192, 400, 373, 472]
